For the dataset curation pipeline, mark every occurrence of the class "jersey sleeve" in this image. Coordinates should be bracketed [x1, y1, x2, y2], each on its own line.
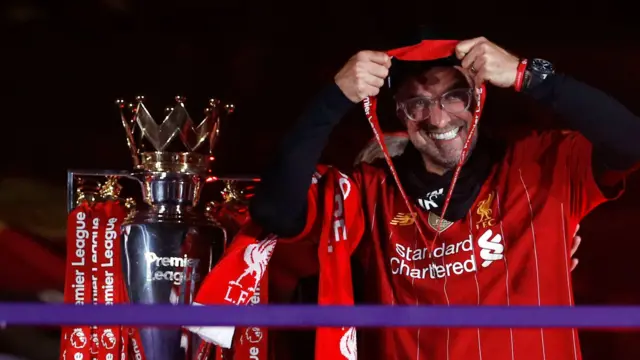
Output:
[516, 131, 625, 220]
[559, 131, 625, 218]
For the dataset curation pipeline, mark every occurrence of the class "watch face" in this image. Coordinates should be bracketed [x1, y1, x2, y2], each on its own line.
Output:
[531, 58, 554, 74]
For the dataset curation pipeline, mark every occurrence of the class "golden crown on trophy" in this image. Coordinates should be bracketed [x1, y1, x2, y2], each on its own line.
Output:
[116, 95, 234, 174]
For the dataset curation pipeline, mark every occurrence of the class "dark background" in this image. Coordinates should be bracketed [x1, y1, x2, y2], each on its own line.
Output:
[2, 0, 640, 359]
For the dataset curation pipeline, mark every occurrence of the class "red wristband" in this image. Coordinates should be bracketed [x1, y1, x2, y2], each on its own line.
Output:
[514, 58, 528, 92]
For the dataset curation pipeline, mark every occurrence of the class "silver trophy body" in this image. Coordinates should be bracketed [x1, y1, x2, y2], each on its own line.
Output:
[121, 97, 233, 360]
[67, 96, 235, 360]
[122, 154, 226, 360]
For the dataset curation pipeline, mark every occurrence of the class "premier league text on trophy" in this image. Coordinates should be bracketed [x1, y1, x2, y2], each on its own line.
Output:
[144, 252, 201, 285]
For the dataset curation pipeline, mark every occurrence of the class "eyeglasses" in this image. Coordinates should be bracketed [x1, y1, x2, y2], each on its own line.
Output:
[397, 88, 473, 122]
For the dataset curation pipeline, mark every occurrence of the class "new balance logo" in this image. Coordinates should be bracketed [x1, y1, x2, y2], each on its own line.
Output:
[417, 188, 444, 211]
[390, 213, 415, 226]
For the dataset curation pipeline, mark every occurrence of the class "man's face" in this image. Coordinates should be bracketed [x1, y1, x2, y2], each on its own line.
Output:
[395, 66, 476, 173]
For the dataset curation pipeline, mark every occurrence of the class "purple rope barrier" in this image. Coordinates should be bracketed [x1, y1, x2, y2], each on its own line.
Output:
[2, 304, 640, 328]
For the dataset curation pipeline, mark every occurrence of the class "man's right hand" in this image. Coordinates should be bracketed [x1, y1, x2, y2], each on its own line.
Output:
[334, 51, 392, 103]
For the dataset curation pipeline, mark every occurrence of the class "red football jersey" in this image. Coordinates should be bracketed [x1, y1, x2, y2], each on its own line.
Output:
[287, 130, 619, 360]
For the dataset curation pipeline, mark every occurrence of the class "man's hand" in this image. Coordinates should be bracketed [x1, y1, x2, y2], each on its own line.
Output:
[455, 37, 520, 89]
[571, 224, 582, 272]
[335, 51, 392, 103]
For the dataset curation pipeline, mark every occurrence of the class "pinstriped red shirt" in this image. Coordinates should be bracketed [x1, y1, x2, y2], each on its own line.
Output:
[349, 130, 616, 360]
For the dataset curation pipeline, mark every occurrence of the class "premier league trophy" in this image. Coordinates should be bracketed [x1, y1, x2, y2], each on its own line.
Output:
[66, 95, 234, 360]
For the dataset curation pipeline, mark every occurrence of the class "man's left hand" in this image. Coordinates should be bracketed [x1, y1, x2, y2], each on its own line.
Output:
[455, 37, 520, 89]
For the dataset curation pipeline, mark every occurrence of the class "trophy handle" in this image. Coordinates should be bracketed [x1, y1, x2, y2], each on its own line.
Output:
[66, 169, 134, 212]
[203, 177, 259, 250]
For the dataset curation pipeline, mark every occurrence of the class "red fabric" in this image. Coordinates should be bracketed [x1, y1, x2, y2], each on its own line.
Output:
[60, 200, 143, 360]
[232, 270, 269, 360]
[193, 165, 364, 360]
[350, 130, 619, 359]
[93, 201, 127, 360]
[387, 40, 460, 61]
[61, 203, 93, 360]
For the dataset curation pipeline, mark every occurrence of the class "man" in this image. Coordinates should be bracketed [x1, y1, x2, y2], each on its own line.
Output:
[353, 132, 584, 270]
[195, 35, 639, 359]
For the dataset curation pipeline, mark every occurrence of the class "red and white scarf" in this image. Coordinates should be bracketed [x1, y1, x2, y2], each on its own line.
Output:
[60, 199, 146, 360]
[189, 165, 362, 360]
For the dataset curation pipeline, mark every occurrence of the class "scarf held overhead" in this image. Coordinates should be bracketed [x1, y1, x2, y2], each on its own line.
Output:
[189, 39, 485, 360]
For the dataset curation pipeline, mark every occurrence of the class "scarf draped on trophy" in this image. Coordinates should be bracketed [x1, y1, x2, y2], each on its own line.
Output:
[60, 180, 147, 360]
[189, 39, 486, 360]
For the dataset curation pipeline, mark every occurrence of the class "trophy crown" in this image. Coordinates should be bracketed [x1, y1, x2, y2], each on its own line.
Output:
[116, 95, 233, 173]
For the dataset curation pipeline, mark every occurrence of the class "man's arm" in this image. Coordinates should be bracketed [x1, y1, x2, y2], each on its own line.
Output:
[525, 73, 640, 186]
[249, 84, 353, 237]
[249, 51, 391, 237]
[454, 37, 640, 188]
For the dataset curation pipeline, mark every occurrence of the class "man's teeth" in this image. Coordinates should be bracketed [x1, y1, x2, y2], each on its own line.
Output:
[427, 127, 460, 140]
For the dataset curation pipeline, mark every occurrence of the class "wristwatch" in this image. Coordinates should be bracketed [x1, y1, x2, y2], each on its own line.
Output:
[523, 58, 555, 91]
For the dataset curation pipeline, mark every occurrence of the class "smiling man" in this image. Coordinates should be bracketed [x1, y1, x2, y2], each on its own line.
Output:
[199, 33, 640, 359]
[394, 65, 477, 174]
